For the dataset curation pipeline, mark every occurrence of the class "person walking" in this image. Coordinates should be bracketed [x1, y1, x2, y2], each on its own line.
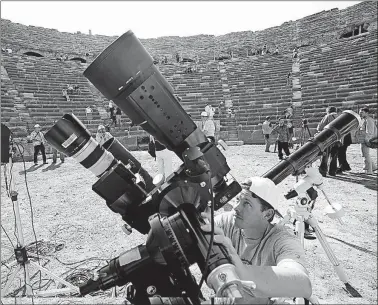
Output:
[271, 117, 290, 160]
[28, 124, 48, 165]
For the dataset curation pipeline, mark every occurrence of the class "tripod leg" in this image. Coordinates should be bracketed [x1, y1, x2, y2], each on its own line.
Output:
[2, 265, 21, 297]
[23, 262, 33, 296]
[296, 216, 305, 247]
[295, 216, 305, 305]
[29, 260, 79, 292]
[306, 216, 348, 282]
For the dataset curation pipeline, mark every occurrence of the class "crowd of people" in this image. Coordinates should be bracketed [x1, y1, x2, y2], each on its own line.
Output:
[262, 104, 377, 177]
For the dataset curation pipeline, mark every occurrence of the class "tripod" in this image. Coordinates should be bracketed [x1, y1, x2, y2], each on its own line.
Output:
[298, 123, 312, 147]
[1, 156, 79, 298]
[281, 189, 362, 303]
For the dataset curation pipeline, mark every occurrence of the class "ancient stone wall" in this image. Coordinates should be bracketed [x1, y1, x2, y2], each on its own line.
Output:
[1, 2, 376, 60]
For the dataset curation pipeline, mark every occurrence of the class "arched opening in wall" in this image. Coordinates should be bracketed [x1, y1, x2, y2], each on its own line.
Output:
[24, 51, 43, 57]
[340, 22, 369, 39]
[70, 57, 87, 63]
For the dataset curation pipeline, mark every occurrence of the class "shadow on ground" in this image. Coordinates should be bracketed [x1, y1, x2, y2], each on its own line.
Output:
[328, 172, 377, 191]
[42, 162, 64, 172]
[19, 164, 44, 175]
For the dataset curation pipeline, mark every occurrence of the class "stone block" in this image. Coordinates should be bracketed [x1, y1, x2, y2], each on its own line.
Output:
[23, 93, 34, 98]
[338, 59, 353, 64]
[238, 82, 244, 85]
[357, 50, 369, 56]
[222, 84, 228, 88]
[263, 104, 272, 108]
[342, 101, 356, 106]
[262, 88, 270, 91]
[238, 130, 253, 144]
[246, 88, 255, 93]
[222, 89, 230, 92]
[225, 100, 233, 107]
[293, 91, 302, 99]
[219, 131, 229, 139]
[349, 91, 364, 96]
[317, 80, 328, 85]
[321, 47, 332, 52]
[200, 83, 209, 87]
[120, 136, 138, 148]
[293, 101, 302, 107]
[251, 130, 265, 144]
[186, 92, 202, 97]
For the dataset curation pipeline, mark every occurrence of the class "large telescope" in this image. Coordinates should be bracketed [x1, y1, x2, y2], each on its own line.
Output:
[263, 110, 362, 184]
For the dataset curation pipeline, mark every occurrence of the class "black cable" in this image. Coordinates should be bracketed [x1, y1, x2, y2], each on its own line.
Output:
[197, 176, 215, 296]
[1, 224, 15, 248]
[10, 136, 42, 289]
[5, 160, 21, 245]
[53, 256, 109, 266]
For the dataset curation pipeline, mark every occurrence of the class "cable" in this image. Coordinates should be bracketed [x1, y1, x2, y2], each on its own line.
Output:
[197, 175, 215, 297]
[10, 136, 42, 289]
[1, 224, 15, 248]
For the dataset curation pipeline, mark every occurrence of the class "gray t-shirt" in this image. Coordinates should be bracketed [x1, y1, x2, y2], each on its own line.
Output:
[214, 212, 307, 304]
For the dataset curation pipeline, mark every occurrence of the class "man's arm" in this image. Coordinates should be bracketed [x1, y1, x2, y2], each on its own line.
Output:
[317, 114, 329, 132]
[366, 118, 376, 139]
[201, 224, 312, 299]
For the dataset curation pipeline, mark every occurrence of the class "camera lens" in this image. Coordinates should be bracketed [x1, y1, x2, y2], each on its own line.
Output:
[45, 114, 116, 177]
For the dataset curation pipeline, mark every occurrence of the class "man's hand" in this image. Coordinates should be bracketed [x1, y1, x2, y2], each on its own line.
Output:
[201, 224, 241, 267]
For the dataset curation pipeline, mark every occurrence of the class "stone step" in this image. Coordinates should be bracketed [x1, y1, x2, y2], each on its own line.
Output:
[225, 140, 244, 146]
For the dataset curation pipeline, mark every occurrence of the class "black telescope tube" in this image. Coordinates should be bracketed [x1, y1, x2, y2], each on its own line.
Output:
[263, 110, 361, 184]
[83, 30, 201, 156]
[102, 137, 154, 191]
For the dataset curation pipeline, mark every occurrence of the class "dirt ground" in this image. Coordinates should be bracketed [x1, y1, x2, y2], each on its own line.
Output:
[1, 144, 377, 304]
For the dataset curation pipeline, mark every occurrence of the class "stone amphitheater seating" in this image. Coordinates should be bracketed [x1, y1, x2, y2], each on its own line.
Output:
[1, 1, 377, 152]
[300, 29, 377, 128]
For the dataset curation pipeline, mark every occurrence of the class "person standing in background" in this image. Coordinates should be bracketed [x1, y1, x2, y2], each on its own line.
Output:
[28, 124, 48, 165]
[262, 116, 273, 152]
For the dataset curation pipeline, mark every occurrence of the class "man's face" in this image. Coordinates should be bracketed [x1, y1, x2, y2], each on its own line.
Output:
[279, 119, 284, 126]
[201, 116, 207, 122]
[233, 189, 268, 229]
[35, 127, 40, 132]
[359, 110, 367, 118]
[98, 128, 105, 134]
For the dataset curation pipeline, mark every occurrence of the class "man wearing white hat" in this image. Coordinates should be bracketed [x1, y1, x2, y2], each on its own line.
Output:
[28, 124, 48, 165]
[201, 177, 312, 304]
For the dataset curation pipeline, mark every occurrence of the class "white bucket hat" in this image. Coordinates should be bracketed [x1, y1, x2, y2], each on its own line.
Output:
[201, 111, 208, 117]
